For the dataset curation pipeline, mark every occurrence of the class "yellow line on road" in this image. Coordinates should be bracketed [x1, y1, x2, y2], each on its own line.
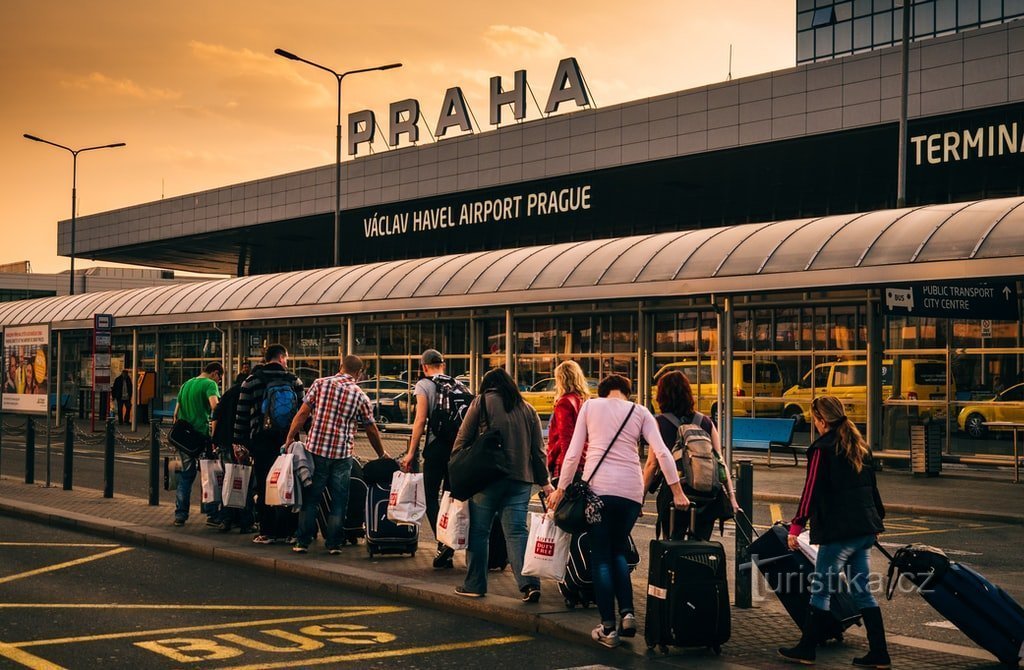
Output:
[882, 525, 1000, 539]
[219, 635, 533, 670]
[0, 547, 133, 586]
[0, 543, 119, 548]
[0, 604, 391, 611]
[14, 608, 407, 648]
[769, 504, 784, 523]
[0, 640, 65, 670]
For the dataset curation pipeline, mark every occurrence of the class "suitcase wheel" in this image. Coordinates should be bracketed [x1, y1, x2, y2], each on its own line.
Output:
[366, 544, 375, 558]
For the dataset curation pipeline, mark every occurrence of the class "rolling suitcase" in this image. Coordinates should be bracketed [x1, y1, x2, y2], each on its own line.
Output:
[316, 460, 367, 545]
[558, 530, 640, 609]
[882, 544, 1024, 667]
[645, 505, 730, 654]
[746, 521, 862, 642]
[364, 482, 418, 557]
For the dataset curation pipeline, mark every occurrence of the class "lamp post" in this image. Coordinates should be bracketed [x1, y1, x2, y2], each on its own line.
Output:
[23, 134, 126, 295]
[274, 49, 401, 267]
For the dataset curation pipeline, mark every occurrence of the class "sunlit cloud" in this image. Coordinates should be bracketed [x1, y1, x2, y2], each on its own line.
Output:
[483, 25, 566, 60]
[188, 40, 330, 107]
[60, 72, 181, 101]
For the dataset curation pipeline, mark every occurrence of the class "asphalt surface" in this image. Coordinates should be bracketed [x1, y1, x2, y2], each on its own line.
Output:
[0, 515, 654, 670]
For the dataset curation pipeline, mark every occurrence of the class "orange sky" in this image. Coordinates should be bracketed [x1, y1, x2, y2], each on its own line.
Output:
[0, 1, 795, 275]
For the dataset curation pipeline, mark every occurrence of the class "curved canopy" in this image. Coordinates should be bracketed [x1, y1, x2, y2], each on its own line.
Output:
[3, 197, 1023, 329]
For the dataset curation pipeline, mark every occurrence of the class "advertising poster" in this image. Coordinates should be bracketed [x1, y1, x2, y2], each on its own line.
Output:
[2, 324, 50, 414]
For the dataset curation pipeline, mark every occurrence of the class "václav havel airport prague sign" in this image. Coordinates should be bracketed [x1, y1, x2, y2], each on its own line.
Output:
[883, 281, 1020, 320]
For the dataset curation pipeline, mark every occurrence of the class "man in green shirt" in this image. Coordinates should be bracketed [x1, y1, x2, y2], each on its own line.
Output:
[172, 362, 223, 526]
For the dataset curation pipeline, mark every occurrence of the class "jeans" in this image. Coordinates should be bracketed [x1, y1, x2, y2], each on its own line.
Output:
[174, 453, 198, 521]
[589, 495, 642, 625]
[296, 453, 353, 548]
[809, 533, 879, 611]
[463, 479, 536, 595]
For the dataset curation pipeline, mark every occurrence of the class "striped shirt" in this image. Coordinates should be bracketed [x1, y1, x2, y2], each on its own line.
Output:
[303, 374, 375, 459]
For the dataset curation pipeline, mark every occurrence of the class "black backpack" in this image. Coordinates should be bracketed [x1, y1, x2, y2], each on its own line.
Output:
[428, 374, 474, 444]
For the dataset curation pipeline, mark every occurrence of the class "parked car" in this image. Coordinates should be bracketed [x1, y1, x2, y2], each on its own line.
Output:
[650, 359, 785, 420]
[957, 383, 1024, 438]
[371, 389, 415, 425]
[521, 376, 599, 416]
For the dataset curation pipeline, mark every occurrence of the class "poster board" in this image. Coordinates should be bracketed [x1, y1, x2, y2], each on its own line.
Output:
[2, 324, 50, 414]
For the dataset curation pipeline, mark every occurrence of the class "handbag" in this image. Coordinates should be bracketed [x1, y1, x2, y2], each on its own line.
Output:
[168, 419, 209, 458]
[447, 393, 511, 501]
[554, 404, 636, 534]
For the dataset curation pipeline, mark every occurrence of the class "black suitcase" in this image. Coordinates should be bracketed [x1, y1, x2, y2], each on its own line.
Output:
[882, 544, 1024, 667]
[316, 460, 367, 545]
[747, 521, 862, 642]
[364, 482, 418, 557]
[558, 531, 640, 609]
[645, 506, 730, 654]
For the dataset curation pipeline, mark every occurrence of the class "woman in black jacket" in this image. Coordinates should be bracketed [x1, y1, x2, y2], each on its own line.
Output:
[778, 395, 889, 668]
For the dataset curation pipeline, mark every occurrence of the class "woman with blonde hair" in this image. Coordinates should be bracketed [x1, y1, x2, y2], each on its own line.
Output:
[546, 360, 590, 484]
[778, 395, 889, 668]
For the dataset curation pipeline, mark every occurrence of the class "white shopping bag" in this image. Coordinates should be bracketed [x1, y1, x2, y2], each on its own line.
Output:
[276, 453, 297, 507]
[797, 530, 818, 564]
[199, 459, 224, 504]
[265, 453, 292, 507]
[522, 511, 570, 581]
[436, 491, 470, 550]
[221, 463, 252, 509]
[387, 471, 426, 525]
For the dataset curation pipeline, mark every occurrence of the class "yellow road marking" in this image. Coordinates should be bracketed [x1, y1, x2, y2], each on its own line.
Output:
[0, 543, 119, 548]
[13, 608, 407, 648]
[882, 525, 1000, 539]
[0, 641, 65, 670]
[218, 635, 533, 670]
[0, 547, 133, 586]
[0, 604, 388, 611]
[769, 504, 784, 523]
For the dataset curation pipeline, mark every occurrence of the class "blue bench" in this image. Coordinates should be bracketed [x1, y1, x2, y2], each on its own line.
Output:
[152, 399, 176, 422]
[731, 417, 802, 467]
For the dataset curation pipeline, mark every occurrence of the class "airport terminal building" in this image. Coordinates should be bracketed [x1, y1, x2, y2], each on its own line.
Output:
[3, 2, 1024, 461]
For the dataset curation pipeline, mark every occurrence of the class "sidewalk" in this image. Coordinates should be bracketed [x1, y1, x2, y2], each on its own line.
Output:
[0, 461, 1014, 669]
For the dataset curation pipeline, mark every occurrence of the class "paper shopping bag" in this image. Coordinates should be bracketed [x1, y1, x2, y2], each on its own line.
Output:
[522, 512, 570, 581]
[436, 491, 470, 550]
[199, 458, 224, 504]
[222, 463, 252, 509]
[386, 471, 426, 525]
[265, 453, 292, 507]
[276, 453, 296, 507]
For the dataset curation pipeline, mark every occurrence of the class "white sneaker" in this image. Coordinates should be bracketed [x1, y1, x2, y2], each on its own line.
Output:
[619, 613, 637, 638]
[591, 624, 620, 648]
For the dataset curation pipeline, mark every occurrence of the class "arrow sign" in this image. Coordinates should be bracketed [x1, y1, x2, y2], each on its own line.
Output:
[1006, 286, 1013, 300]
[883, 280, 1019, 320]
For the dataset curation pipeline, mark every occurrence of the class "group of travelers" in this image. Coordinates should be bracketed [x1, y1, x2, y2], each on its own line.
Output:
[169, 346, 890, 665]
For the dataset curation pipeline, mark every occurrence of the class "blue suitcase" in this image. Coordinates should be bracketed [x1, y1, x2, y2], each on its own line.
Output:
[884, 544, 1024, 667]
[364, 482, 418, 557]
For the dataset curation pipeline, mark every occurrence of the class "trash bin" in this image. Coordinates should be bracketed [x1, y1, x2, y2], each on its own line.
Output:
[910, 422, 942, 477]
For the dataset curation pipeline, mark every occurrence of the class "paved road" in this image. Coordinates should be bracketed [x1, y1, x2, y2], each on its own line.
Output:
[0, 515, 657, 670]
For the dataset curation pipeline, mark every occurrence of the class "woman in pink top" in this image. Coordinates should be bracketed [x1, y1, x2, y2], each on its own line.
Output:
[546, 374, 689, 649]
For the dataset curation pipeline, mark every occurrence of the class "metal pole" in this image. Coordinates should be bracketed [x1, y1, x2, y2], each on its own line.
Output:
[867, 293, 883, 451]
[149, 420, 160, 505]
[63, 416, 73, 490]
[346, 317, 354, 357]
[505, 309, 514, 377]
[335, 76, 342, 266]
[734, 459, 754, 608]
[103, 416, 115, 498]
[56, 331, 62, 425]
[25, 416, 35, 484]
[70, 153, 77, 295]
[131, 329, 138, 432]
[896, 0, 911, 208]
[722, 297, 735, 466]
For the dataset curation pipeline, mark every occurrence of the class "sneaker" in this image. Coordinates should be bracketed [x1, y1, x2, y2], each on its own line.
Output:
[217, 522, 232, 533]
[454, 586, 484, 598]
[292, 544, 308, 554]
[433, 545, 455, 570]
[205, 518, 221, 528]
[251, 535, 275, 545]
[284, 536, 297, 545]
[619, 613, 637, 638]
[172, 518, 185, 527]
[327, 546, 343, 555]
[592, 624, 621, 649]
[521, 587, 541, 603]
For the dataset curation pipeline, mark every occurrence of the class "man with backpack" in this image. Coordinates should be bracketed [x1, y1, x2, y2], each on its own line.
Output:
[400, 349, 473, 570]
[285, 355, 388, 554]
[172, 362, 223, 527]
[233, 344, 304, 545]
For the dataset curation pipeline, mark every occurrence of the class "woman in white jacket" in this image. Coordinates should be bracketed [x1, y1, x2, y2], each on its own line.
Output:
[546, 374, 688, 649]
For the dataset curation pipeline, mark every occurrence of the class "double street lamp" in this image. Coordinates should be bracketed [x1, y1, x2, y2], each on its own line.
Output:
[274, 48, 401, 267]
[23, 134, 126, 295]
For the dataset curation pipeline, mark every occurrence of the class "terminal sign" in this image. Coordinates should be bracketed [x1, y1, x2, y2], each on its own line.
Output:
[883, 281, 1019, 320]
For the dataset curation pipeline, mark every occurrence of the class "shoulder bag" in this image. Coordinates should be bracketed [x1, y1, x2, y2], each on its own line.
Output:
[554, 404, 635, 534]
[447, 393, 511, 501]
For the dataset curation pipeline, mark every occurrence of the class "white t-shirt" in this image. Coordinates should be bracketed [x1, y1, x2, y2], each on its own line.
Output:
[559, 397, 679, 504]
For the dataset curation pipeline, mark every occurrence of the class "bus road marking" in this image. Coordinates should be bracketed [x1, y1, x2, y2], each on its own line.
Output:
[0, 640, 65, 670]
[0, 547, 133, 585]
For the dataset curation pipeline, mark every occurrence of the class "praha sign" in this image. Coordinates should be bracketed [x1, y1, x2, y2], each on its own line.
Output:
[347, 57, 590, 155]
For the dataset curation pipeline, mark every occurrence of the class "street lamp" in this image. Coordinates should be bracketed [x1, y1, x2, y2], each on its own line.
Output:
[23, 134, 126, 295]
[274, 48, 401, 267]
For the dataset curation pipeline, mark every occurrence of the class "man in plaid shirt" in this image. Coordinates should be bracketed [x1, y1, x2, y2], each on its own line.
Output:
[285, 354, 388, 554]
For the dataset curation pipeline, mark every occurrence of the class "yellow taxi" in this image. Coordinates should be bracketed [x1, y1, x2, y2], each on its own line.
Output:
[650, 359, 786, 419]
[782, 358, 951, 425]
[521, 377, 598, 416]
[957, 383, 1024, 438]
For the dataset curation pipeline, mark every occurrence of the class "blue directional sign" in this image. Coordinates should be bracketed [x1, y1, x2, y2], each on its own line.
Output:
[883, 281, 1019, 320]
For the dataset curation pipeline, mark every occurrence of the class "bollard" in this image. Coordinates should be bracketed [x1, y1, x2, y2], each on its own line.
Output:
[734, 459, 754, 609]
[25, 416, 36, 484]
[63, 418, 74, 490]
[149, 420, 160, 505]
[103, 417, 115, 498]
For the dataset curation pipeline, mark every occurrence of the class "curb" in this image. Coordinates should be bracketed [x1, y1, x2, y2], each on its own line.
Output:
[753, 492, 1024, 526]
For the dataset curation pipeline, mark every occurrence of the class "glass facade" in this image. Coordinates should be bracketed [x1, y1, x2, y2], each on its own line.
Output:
[797, 0, 1024, 63]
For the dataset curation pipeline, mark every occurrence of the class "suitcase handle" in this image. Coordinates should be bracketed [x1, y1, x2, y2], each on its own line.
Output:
[669, 502, 697, 539]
